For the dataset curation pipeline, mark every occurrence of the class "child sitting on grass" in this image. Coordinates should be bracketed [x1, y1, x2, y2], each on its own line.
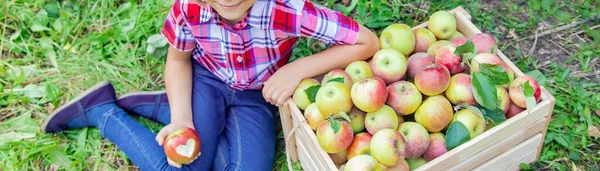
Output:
[42, 0, 379, 170]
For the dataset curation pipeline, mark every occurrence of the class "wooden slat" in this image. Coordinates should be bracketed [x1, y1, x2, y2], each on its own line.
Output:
[473, 134, 544, 171]
[280, 99, 299, 162]
[296, 137, 321, 171]
[535, 87, 555, 160]
[447, 117, 547, 170]
[293, 125, 328, 170]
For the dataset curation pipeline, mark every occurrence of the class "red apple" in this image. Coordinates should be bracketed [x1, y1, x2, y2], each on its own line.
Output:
[380, 23, 416, 56]
[497, 85, 510, 113]
[322, 69, 354, 90]
[347, 132, 373, 160]
[506, 101, 525, 119]
[369, 49, 408, 84]
[471, 53, 515, 86]
[435, 47, 464, 74]
[469, 33, 497, 54]
[365, 105, 399, 135]
[413, 28, 437, 53]
[349, 107, 366, 133]
[329, 150, 349, 165]
[450, 36, 468, 46]
[406, 157, 427, 170]
[345, 61, 375, 83]
[415, 95, 454, 132]
[382, 159, 410, 171]
[292, 78, 320, 110]
[370, 128, 407, 166]
[344, 155, 382, 171]
[509, 75, 541, 108]
[449, 31, 465, 39]
[164, 127, 201, 164]
[317, 120, 354, 153]
[351, 77, 388, 113]
[387, 81, 422, 115]
[316, 81, 353, 116]
[397, 122, 430, 158]
[407, 52, 435, 79]
[423, 132, 447, 161]
[427, 40, 454, 57]
[445, 73, 477, 106]
[304, 103, 326, 131]
[414, 63, 451, 96]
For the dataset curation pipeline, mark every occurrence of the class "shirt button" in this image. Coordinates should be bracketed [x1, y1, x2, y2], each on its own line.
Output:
[236, 56, 243, 62]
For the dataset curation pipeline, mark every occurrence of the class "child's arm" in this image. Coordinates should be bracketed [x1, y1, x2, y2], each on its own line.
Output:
[263, 23, 379, 106]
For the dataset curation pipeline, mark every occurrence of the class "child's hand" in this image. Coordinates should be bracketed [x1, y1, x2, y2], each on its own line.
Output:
[263, 65, 304, 106]
[155, 120, 199, 168]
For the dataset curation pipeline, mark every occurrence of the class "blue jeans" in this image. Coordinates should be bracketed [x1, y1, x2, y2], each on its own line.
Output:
[89, 61, 277, 170]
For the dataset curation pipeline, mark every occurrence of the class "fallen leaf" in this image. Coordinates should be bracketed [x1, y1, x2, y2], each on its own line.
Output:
[595, 110, 600, 117]
[589, 126, 600, 138]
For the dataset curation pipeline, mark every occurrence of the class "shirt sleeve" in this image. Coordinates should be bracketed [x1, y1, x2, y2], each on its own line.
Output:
[297, 0, 360, 45]
[161, 1, 197, 52]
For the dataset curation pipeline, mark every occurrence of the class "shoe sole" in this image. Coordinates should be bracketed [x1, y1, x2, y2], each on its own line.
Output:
[41, 80, 112, 133]
[116, 90, 167, 100]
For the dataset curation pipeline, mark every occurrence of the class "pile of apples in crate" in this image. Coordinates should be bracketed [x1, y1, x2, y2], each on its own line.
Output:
[291, 10, 542, 171]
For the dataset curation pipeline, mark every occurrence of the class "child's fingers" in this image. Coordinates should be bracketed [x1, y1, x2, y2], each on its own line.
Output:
[155, 125, 175, 145]
[270, 87, 283, 105]
[276, 88, 292, 106]
[167, 158, 182, 168]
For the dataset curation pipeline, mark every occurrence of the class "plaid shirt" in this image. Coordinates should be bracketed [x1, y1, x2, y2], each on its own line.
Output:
[161, 0, 360, 90]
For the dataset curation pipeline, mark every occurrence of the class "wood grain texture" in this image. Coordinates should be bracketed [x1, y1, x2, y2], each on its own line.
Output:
[473, 134, 544, 171]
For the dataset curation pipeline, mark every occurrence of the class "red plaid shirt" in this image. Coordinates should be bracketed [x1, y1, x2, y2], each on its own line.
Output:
[161, 0, 360, 90]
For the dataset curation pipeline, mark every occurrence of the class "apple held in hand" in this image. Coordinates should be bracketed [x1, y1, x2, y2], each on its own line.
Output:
[322, 69, 354, 90]
[316, 81, 353, 116]
[509, 75, 541, 108]
[387, 81, 422, 115]
[347, 132, 373, 160]
[292, 78, 319, 110]
[164, 127, 201, 164]
[415, 95, 453, 132]
[445, 73, 477, 106]
[345, 61, 375, 83]
[369, 49, 408, 84]
[344, 155, 383, 171]
[397, 122, 430, 158]
[428, 10, 457, 40]
[351, 77, 388, 113]
[370, 128, 407, 166]
[317, 119, 354, 153]
[413, 28, 437, 53]
[414, 63, 451, 96]
[365, 105, 399, 135]
[423, 132, 447, 161]
[407, 53, 434, 79]
[380, 23, 416, 56]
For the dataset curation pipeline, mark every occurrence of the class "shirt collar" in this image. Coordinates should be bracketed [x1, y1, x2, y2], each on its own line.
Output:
[192, 0, 275, 30]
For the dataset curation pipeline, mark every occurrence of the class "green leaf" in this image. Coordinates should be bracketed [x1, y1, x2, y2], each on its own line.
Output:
[477, 106, 506, 124]
[523, 81, 536, 111]
[0, 131, 36, 146]
[526, 70, 547, 87]
[520, 163, 532, 170]
[479, 64, 510, 85]
[304, 85, 321, 103]
[329, 118, 341, 133]
[554, 135, 570, 148]
[327, 77, 344, 84]
[336, 111, 351, 123]
[146, 34, 168, 47]
[466, 106, 485, 121]
[471, 72, 498, 110]
[47, 148, 73, 169]
[454, 40, 476, 56]
[445, 121, 471, 151]
[31, 24, 51, 32]
[43, 2, 61, 18]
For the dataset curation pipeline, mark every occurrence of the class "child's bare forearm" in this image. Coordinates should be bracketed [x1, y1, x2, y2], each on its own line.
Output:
[164, 46, 194, 126]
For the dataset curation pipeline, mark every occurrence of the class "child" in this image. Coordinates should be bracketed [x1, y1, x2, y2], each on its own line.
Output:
[42, 0, 379, 170]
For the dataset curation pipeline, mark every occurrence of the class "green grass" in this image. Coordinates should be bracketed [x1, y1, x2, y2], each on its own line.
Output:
[1, 0, 599, 170]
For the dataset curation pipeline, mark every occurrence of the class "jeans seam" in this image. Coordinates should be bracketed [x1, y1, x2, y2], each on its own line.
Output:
[217, 144, 227, 169]
[233, 111, 242, 171]
[103, 109, 153, 166]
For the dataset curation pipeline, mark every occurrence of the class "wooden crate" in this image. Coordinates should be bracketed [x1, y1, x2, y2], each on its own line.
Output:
[278, 6, 556, 171]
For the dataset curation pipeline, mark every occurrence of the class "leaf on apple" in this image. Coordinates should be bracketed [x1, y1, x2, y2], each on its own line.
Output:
[445, 121, 471, 151]
[466, 106, 485, 121]
[335, 111, 352, 123]
[479, 64, 510, 85]
[327, 77, 345, 84]
[304, 85, 321, 103]
[471, 72, 498, 110]
[329, 117, 341, 133]
[476, 105, 506, 125]
[455, 40, 477, 65]
[523, 80, 536, 112]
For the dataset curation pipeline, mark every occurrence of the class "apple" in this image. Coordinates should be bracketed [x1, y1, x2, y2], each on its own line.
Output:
[449, 31, 465, 39]
[351, 77, 388, 112]
[316, 81, 353, 116]
[428, 10, 457, 39]
[450, 36, 468, 46]
[380, 23, 416, 56]
[163, 127, 202, 164]
[304, 103, 326, 131]
[292, 78, 320, 110]
[453, 109, 486, 138]
[445, 73, 477, 106]
[382, 159, 410, 171]
[369, 49, 408, 84]
[329, 150, 349, 165]
[435, 47, 464, 74]
[397, 122, 430, 158]
[406, 157, 427, 171]
[423, 132, 447, 161]
[386, 81, 422, 115]
[413, 28, 437, 53]
[365, 105, 399, 135]
[322, 69, 354, 90]
[506, 101, 525, 119]
[348, 107, 366, 133]
[345, 61, 375, 82]
[347, 132, 373, 160]
[427, 40, 454, 57]
[497, 85, 510, 113]
[414, 63, 451, 96]
[370, 128, 407, 166]
[509, 75, 541, 108]
[406, 53, 435, 79]
[470, 53, 515, 85]
[317, 120, 354, 153]
[344, 155, 382, 171]
[469, 33, 497, 54]
[415, 95, 453, 132]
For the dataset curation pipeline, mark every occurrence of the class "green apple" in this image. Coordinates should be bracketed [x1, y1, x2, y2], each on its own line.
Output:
[380, 24, 416, 56]
[370, 128, 406, 166]
[365, 105, 399, 135]
[415, 95, 454, 132]
[453, 109, 486, 138]
[369, 49, 408, 84]
[406, 156, 427, 170]
[344, 155, 383, 171]
[427, 10, 457, 39]
[445, 73, 477, 106]
[449, 31, 465, 39]
[316, 81, 353, 116]
[292, 78, 320, 110]
[304, 103, 325, 131]
[322, 69, 354, 90]
[345, 61, 375, 83]
[349, 107, 366, 133]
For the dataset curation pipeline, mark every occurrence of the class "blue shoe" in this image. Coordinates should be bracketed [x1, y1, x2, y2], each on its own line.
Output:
[116, 90, 168, 121]
[42, 81, 116, 133]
